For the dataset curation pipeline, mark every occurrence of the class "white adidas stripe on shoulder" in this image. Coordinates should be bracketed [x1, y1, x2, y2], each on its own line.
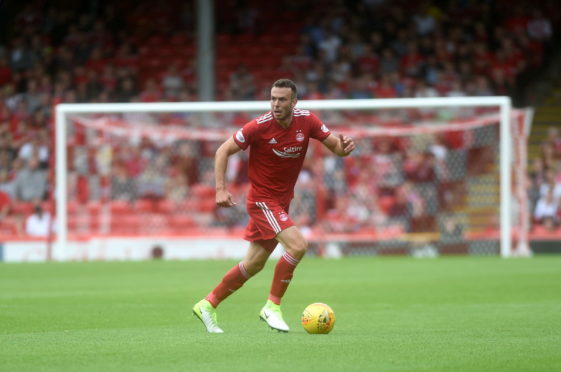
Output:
[256, 113, 273, 124]
[293, 109, 310, 115]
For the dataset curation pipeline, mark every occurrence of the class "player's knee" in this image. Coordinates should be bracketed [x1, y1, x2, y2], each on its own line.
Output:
[246, 262, 265, 276]
[245, 259, 266, 276]
[287, 238, 308, 258]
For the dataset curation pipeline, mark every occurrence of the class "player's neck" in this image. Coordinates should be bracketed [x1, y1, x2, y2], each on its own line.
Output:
[276, 114, 293, 129]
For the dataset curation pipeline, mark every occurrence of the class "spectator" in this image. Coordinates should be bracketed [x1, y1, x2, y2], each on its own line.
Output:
[534, 188, 558, 225]
[317, 28, 342, 64]
[0, 56, 12, 86]
[228, 64, 256, 100]
[545, 127, 561, 157]
[0, 169, 15, 198]
[0, 190, 12, 220]
[139, 78, 162, 102]
[403, 150, 435, 183]
[24, 203, 53, 237]
[9, 37, 36, 72]
[372, 74, 398, 98]
[527, 10, 553, 42]
[173, 142, 199, 185]
[161, 64, 184, 99]
[378, 48, 399, 75]
[18, 131, 50, 169]
[110, 163, 136, 202]
[539, 169, 561, 200]
[114, 77, 137, 102]
[440, 214, 464, 240]
[413, 4, 436, 36]
[13, 156, 47, 201]
[474, 76, 493, 96]
[136, 154, 168, 200]
[166, 171, 188, 204]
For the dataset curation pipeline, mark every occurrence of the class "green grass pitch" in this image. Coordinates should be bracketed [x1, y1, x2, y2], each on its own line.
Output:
[1, 256, 561, 371]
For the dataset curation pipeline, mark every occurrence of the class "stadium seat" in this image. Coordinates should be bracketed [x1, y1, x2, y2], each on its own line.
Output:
[169, 33, 190, 46]
[67, 200, 81, 215]
[0, 217, 21, 236]
[156, 199, 175, 213]
[170, 215, 196, 230]
[135, 199, 158, 213]
[109, 200, 133, 216]
[87, 200, 102, 216]
[198, 199, 216, 213]
[110, 214, 141, 235]
[190, 184, 215, 198]
[12, 202, 34, 216]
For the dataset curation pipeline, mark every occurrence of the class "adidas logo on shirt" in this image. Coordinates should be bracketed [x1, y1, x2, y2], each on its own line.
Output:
[268, 138, 277, 144]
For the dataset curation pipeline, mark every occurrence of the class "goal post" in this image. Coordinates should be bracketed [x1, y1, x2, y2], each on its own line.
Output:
[55, 96, 523, 258]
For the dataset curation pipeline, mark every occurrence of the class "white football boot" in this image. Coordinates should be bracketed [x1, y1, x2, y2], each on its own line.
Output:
[193, 299, 224, 333]
[259, 300, 289, 332]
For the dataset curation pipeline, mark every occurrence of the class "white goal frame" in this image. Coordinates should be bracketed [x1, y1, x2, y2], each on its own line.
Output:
[55, 96, 515, 257]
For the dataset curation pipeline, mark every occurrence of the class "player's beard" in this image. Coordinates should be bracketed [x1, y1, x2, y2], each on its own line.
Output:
[274, 106, 292, 122]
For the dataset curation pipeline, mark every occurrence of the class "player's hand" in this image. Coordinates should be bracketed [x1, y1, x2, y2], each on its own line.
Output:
[339, 134, 355, 155]
[216, 189, 237, 208]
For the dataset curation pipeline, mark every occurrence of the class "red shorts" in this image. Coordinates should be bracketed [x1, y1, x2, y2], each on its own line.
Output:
[244, 199, 293, 253]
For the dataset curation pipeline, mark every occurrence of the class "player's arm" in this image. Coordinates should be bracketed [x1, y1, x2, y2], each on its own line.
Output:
[322, 133, 355, 157]
[215, 137, 242, 207]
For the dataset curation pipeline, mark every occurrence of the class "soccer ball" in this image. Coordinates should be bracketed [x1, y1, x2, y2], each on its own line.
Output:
[301, 303, 336, 334]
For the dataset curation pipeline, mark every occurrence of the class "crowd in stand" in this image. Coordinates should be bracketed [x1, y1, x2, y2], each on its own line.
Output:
[528, 127, 561, 233]
[0, 0, 559, 237]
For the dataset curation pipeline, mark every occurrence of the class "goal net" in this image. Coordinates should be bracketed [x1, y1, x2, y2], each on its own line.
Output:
[55, 98, 530, 258]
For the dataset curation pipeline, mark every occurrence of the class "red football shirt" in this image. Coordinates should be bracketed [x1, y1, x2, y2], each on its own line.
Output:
[233, 109, 331, 203]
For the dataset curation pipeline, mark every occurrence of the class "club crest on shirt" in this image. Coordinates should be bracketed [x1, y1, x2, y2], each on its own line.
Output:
[236, 129, 245, 143]
[279, 212, 288, 221]
[295, 131, 305, 142]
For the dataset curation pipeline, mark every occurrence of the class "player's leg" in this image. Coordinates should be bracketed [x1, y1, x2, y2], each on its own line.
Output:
[242, 240, 274, 276]
[193, 241, 271, 333]
[260, 226, 307, 332]
[269, 226, 307, 304]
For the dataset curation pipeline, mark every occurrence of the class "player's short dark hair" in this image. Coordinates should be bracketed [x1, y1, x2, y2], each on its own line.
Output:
[272, 78, 297, 99]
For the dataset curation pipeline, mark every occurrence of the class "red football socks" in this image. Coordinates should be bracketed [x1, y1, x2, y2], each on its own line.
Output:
[206, 262, 251, 308]
[268, 252, 300, 305]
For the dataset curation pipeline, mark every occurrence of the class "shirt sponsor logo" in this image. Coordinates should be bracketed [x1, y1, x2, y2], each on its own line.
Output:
[272, 147, 302, 159]
[284, 146, 302, 153]
[236, 129, 245, 143]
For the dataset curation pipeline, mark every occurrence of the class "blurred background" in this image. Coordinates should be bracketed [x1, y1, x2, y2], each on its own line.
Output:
[0, 0, 560, 260]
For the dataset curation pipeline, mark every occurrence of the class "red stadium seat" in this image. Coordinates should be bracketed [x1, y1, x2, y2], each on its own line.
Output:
[190, 184, 215, 198]
[87, 200, 102, 215]
[170, 215, 196, 229]
[169, 33, 190, 46]
[0, 217, 21, 235]
[110, 200, 133, 216]
[67, 200, 81, 215]
[146, 35, 165, 46]
[198, 199, 216, 213]
[135, 199, 158, 213]
[156, 199, 175, 213]
[110, 214, 141, 234]
[12, 202, 34, 216]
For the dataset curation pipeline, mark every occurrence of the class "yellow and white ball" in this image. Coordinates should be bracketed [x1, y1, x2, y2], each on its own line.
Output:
[301, 303, 336, 334]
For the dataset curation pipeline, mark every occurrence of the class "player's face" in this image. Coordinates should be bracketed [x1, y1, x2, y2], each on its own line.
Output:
[270, 87, 296, 122]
